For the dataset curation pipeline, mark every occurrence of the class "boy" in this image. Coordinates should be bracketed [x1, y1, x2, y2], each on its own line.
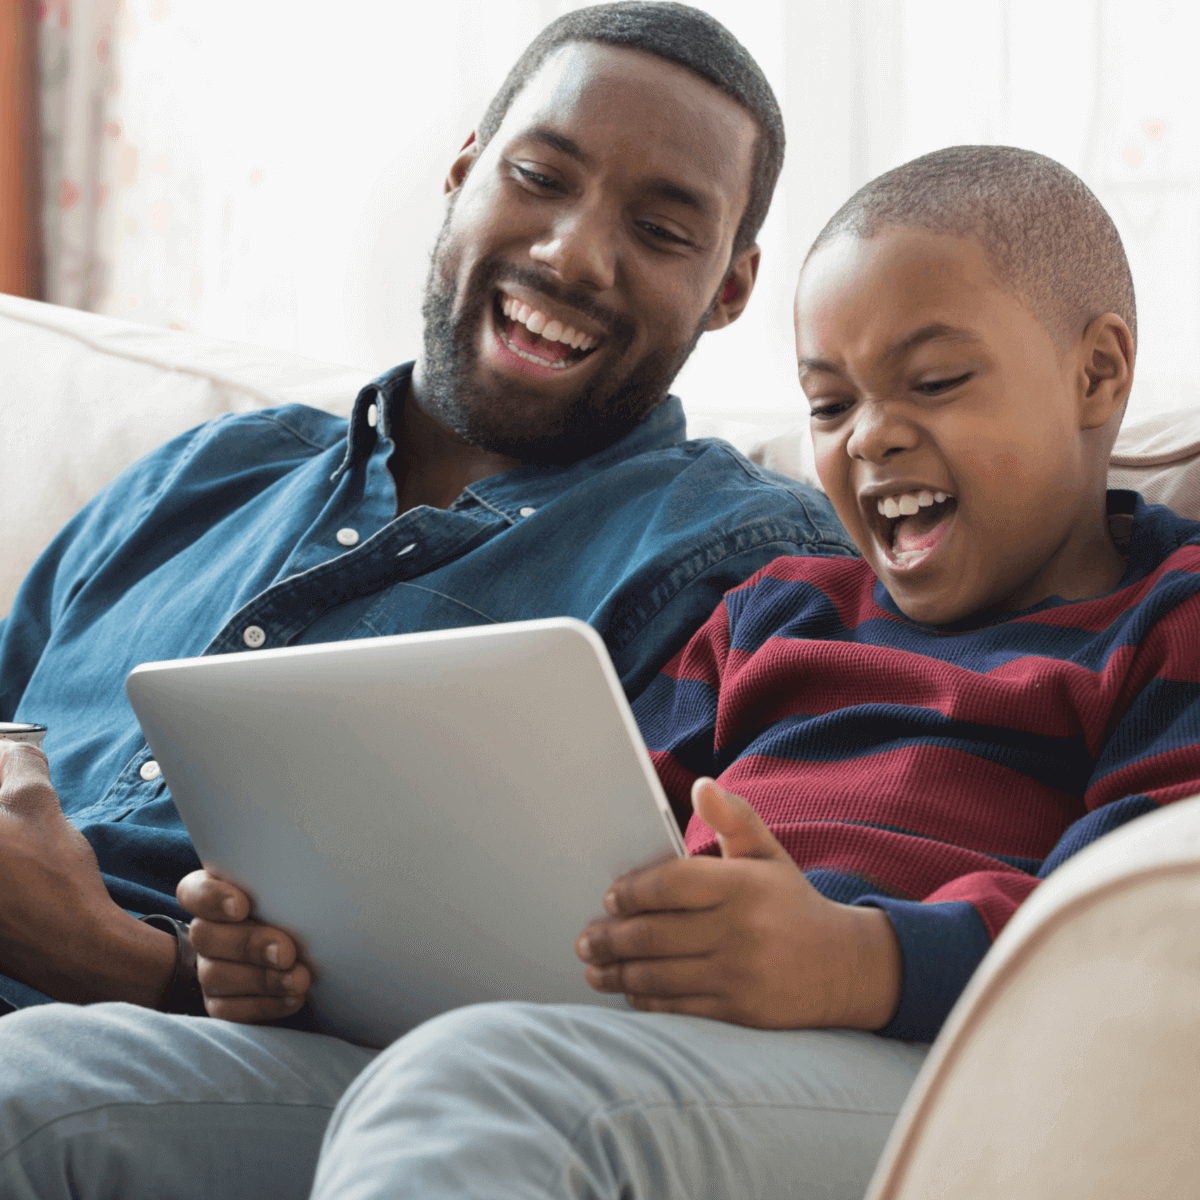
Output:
[7, 145, 1199, 1199]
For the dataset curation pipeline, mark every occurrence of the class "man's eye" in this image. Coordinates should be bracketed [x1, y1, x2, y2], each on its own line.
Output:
[916, 373, 971, 395]
[638, 221, 688, 246]
[514, 166, 563, 192]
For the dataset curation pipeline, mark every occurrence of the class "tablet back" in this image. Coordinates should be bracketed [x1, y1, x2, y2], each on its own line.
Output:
[126, 617, 684, 1047]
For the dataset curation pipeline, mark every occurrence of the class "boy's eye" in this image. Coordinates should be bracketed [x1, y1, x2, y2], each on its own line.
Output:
[809, 400, 852, 421]
[915, 373, 972, 395]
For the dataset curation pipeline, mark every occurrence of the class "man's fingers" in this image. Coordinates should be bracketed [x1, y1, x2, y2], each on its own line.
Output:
[176, 869, 253, 923]
[196, 954, 311, 1002]
[188, 916, 297, 971]
[202, 993, 306, 1025]
[0, 741, 57, 814]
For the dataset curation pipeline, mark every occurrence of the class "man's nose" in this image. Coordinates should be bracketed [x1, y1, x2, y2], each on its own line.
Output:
[528, 200, 617, 292]
[844, 398, 919, 463]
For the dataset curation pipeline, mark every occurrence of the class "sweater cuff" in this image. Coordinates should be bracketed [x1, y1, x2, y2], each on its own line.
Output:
[851, 897, 993, 1042]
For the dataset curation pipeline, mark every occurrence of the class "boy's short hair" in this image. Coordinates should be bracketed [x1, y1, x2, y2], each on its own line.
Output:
[476, 1, 784, 261]
[807, 145, 1137, 351]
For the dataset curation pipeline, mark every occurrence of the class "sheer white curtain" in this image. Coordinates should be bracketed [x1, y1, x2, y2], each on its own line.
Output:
[50, 0, 1200, 428]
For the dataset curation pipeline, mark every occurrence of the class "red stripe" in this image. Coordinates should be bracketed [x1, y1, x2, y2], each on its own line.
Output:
[707, 746, 1081, 859]
[657, 599, 730, 688]
[924, 870, 1038, 939]
[686, 817, 1034, 912]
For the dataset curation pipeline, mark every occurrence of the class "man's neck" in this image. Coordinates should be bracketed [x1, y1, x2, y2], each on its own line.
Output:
[389, 375, 521, 513]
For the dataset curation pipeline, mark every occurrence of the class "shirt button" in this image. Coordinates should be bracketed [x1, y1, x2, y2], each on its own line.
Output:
[243, 625, 266, 649]
[519, 506, 536, 517]
[367, 403, 378, 428]
[140, 760, 162, 782]
[336, 527, 360, 546]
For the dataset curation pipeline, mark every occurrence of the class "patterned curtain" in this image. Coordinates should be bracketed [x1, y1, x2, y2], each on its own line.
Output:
[37, 0, 122, 309]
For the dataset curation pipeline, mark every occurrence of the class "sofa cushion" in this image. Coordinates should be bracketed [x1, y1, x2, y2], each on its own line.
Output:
[0, 295, 371, 616]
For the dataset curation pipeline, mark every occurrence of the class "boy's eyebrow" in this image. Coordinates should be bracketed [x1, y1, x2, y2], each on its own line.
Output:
[798, 323, 982, 376]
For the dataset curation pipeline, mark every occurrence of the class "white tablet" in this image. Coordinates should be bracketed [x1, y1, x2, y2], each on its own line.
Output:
[125, 617, 685, 1047]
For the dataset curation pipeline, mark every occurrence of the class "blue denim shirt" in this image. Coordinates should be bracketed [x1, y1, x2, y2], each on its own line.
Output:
[0, 362, 853, 1008]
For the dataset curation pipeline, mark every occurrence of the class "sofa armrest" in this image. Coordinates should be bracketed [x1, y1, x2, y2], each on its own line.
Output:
[865, 795, 1200, 1199]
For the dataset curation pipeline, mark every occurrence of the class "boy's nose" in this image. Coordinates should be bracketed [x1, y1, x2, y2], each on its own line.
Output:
[845, 399, 920, 463]
[529, 201, 618, 293]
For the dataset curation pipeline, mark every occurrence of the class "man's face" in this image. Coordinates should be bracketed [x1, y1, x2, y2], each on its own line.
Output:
[416, 42, 757, 463]
[797, 227, 1104, 625]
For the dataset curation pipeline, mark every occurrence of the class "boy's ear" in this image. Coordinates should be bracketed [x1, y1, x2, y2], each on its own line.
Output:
[705, 246, 760, 331]
[1077, 312, 1135, 430]
[445, 132, 481, 197]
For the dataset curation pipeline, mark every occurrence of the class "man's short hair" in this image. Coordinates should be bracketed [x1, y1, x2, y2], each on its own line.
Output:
[477, 1, 784, 261]
[807, 145, 1137, 351]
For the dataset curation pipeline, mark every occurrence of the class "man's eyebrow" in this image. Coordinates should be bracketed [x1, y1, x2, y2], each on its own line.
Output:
[644, 178, 713, 217]
[524, 128, 589, 164]
[798, 323, 982, 377]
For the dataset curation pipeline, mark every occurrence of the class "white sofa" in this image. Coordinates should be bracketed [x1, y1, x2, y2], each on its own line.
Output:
[4, 294, 1199, 1195]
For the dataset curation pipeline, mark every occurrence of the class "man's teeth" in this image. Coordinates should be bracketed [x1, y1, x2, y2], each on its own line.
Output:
[876, 489, 950, 519]
[501, 296, 597, 351]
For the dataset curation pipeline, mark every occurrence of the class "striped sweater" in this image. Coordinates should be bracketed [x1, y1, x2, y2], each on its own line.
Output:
[633, 492, 1200, 1041]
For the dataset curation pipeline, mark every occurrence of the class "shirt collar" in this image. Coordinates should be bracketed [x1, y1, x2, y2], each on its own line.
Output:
[330, 359, 688, 511]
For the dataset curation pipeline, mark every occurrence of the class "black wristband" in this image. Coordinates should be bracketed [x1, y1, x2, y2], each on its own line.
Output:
[138, 914, 206, 1016]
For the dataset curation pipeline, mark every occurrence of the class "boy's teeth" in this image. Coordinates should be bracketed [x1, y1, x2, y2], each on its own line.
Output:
[500, 294, 598, 351]
[875, 489, 954, 517]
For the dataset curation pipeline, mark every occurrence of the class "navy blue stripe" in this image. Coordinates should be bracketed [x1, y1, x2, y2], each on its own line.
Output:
[1089, 678, 1200, 786]
[731, 706, 1093, 798]
[1038, 794, 1160, 877]
[727, 569, 1200, 676]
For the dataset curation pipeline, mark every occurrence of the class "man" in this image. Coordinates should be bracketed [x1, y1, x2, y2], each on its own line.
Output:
[0, 0, 852, 1147]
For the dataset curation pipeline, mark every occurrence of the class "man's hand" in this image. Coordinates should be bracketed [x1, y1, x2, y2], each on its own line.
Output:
[575, 777, 903, 1030]
[0, 740, 176, 1005]
[178, 870, 311, 1022]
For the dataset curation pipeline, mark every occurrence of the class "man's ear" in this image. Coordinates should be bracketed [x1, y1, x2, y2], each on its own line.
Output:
[445, 132, 481, 197]
[705, 245, 760, 331]
[1078, 312, 1135, 430]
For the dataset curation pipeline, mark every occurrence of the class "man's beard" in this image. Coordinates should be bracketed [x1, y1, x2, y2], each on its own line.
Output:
[417, 212, 715, 466]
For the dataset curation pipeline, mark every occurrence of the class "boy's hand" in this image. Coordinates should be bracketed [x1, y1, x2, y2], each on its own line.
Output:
[575, 778, 903, 1031]
[177, 870, 311, 1023]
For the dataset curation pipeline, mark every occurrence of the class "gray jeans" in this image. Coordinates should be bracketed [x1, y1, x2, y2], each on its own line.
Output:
[0, 1000, 927, 1199]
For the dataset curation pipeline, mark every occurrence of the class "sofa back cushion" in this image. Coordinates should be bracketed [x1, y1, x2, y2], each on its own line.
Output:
[1, 295, 370, 616]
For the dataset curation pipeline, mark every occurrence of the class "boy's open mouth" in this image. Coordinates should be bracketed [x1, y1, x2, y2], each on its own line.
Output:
[494, 291, 604, 372]
[874, 488, 958, 567]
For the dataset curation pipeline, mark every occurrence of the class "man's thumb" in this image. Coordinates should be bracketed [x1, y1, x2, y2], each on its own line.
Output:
[0, 741, 58, 816]
[691, 777, 785, 860]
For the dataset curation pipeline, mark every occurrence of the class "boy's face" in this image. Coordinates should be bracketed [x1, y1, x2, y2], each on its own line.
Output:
[796, 227, 1116, 625]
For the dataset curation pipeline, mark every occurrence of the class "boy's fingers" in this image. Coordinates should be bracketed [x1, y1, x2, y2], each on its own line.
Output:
[576, 910, 717, 965]
[176, 870, 252, 922]
[603, 857, 724, 918]
[585, 954, 720, 998]
[188, 916, 297, 971]
[691, 777, 789, 861]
